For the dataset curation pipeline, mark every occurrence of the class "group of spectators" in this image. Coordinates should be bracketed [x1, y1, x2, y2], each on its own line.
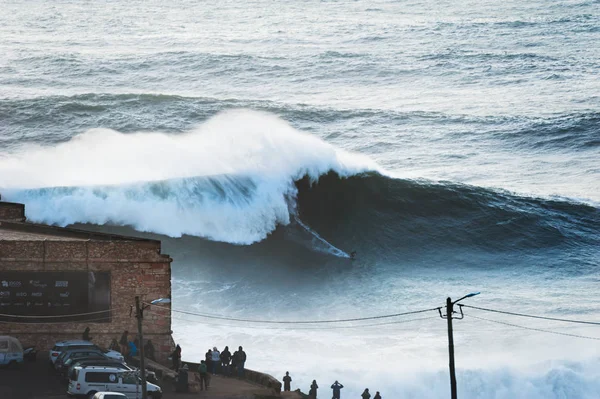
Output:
[204, 345, 247, 378]
[82, 327, 156, 361]
[282, 375, 383, 399]
[112, 330, 156, 361]
[170, 344, 248, 377]
[172, 344, 248, 392]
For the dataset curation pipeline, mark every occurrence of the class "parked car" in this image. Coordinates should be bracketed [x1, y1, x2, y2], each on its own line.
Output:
[71, 359, 132, 372]
[92, 393, 128, 399]
[55, 349, 107, 373]
[67, 366, 162, 399]
[50, 340, 124, 366]
[66, 360, 132, 384]
[59, 354, 109, 380]
[0, 336, 23, 368]
[67, 361, 158, 386]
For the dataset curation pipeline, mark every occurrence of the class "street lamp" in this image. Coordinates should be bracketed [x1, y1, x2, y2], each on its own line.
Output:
[439, 292, 480, 399]
[136, 296, 171, 399]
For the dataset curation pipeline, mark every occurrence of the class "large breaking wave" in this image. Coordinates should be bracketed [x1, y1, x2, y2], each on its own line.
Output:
[0, 109, 378, 243]
[1, 109, 598, 253]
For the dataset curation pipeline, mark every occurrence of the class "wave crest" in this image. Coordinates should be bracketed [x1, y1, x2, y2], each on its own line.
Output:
[0, 109, 379, 243]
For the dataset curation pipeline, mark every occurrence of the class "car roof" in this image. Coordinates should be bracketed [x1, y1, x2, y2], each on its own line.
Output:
[61, 349, 104, 358]
[68, 354, 107, 361]
[96, 393, 127, 398]
[55, 340, 96, 346]
[62, 347, 101, 353]
[75, 359, 126, 365]
[76, 366, 129, 372]
[57, 346, 97, 355]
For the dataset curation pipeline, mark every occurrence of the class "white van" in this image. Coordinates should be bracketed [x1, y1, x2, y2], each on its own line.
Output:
[0, 335, 24, 368]
[68, 366, 162, 399]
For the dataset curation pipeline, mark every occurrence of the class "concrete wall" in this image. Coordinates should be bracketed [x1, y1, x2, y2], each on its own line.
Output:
[0, 238, 175, 362]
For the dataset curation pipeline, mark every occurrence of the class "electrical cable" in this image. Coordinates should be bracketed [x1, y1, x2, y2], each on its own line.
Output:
[0, 308, 114, 319]
[465, 313, 600, 341]
[170, 314, 439, 331]
[461, 304, 600, 326]
[0, 315, 113, 324]
[147, 302, 439, 324]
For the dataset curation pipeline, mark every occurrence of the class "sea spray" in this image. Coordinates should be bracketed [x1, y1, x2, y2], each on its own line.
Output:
[0, 110, 379, 243]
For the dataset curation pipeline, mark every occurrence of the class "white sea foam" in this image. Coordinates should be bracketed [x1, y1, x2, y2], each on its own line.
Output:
[0, 109, 380, 243]
[173, 312, 600, 399]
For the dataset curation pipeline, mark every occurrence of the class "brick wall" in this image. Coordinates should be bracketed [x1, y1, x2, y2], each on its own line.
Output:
[0, 202, 25, 222]
[0, 237, 175, 363]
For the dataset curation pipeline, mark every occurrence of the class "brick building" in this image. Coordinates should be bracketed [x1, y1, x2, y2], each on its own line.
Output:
[0, 201, 174, 362]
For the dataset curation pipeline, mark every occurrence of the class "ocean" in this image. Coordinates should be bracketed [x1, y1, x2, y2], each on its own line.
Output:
[1, 0, 599, 397]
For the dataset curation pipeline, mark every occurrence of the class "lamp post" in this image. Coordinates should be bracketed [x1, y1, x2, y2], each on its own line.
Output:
[439, 292, 480, 399]
[136, 296, 171, 399]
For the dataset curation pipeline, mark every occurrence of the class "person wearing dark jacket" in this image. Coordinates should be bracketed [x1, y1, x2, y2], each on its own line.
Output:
[231, 349, 239, 374]
[172, 344, 182, 372]
[82, 327, 92, 342]
[283, 371, 292, 391]
[237, 346, 247, 378]
[175, 364, 189, 392]
[205, 348, 212, 369]
[221, 346, 231, 375]
[331, 381, 344, 399]
[361, 388, 371, 399]
[373, 392, 382, 399]
[119, 331, 129, 357]
[144, 340, 156, 361]
[198, 360, 208, 391]
[309, 380, 318, 399]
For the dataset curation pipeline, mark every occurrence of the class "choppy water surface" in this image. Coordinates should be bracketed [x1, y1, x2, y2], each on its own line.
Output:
[1, 0, 599, 397]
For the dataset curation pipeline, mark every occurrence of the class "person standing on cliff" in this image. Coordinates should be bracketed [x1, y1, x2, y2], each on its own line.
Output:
[283, 371, 292, 391]
[237, 346, 247, 378]
[198, 360, 209, 391]
[221, 346, 231, 376]
[211, 347, 221, 375]
[231, 348, 239, 375]
[205, 348, 212, 370]
[119, 331, 129, 357]
[309, 380, 318, 399]
[373, 391, 382, 399]
[331, 380, 344, 399]
[361, 388, 371, 399]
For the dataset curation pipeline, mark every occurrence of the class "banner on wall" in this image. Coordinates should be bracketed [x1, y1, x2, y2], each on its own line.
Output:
[0, 271, 111, 322]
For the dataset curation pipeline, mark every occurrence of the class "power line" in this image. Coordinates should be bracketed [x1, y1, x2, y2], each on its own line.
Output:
[461, 305, 600, 326]
[0, 308, 114, 319]
[171, 314, 439, 331]
[0, 315, 113, 324]
[466, 314, 600, 341]
[148, 302, 438, 324]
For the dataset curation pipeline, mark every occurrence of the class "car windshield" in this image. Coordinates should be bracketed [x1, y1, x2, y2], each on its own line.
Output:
[121, 373, 139, 385]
